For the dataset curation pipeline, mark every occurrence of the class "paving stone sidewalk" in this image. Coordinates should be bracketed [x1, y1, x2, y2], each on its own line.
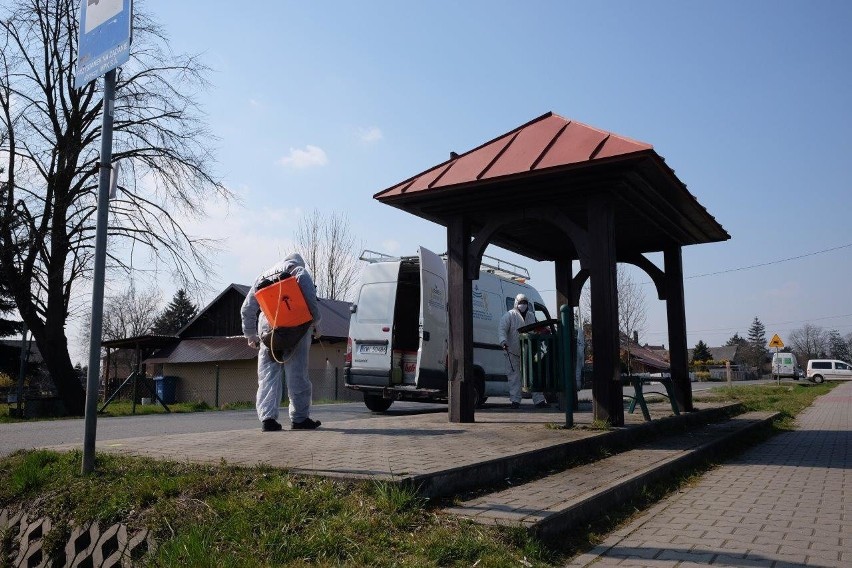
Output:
[445, 412, 773, 531]
[569, 381, 852, 568]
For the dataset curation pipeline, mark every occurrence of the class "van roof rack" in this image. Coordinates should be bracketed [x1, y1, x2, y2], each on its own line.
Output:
[438, 252, 530, 282]
[479, 254, 530, 281]
[360, 249, 531, 281]
[359, 249, 399, 263]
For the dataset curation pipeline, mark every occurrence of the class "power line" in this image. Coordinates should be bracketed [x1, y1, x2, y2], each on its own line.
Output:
[685, 242, 852, 279]
[642, 313, 852, 337]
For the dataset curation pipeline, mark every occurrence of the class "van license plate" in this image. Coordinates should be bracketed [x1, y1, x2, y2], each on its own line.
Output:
[358, 344, 387, 355]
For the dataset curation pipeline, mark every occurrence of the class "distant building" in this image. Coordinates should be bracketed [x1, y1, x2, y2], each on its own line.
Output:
[686, 345, 741, 364]
[118, 284, 355, 407]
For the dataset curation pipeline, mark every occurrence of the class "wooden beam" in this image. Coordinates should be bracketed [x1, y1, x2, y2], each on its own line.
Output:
[571, 269, 589, 307]
[618, 252, 667, 301]
[588, 196, 624, 426]
[664, 245, 693, 412]
[447, 215, 476, 422]
[526, 206, 591, 267]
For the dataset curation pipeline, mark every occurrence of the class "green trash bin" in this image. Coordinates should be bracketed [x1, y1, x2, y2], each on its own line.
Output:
[519, 305, 577, 426]
[519, 325, 559, 392]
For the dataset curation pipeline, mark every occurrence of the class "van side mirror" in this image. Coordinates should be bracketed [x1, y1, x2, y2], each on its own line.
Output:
[350, 304, 357, 314]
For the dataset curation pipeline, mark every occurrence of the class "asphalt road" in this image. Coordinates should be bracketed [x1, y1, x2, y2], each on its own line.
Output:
[0, 378, 780, 457]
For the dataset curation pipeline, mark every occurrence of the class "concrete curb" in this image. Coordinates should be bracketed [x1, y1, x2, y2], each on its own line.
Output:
[534, 411, 780, 543]
[408, 402, 744, 498]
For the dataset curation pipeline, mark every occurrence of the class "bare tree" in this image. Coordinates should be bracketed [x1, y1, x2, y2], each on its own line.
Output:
[617, 267, 647, 373]
[847, 332, 852, 361]
[294, 209, 362, 301]
[0, 1, 232, 414]
[102, 287, 162, 341]
[78, 286, 161, 378]
[788, 323, 829, 363]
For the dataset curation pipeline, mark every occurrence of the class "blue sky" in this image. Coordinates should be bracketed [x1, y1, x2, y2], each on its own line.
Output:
[95, 0, 852, 355]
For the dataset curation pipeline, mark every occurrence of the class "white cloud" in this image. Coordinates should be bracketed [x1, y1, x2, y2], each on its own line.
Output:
[766, 281, 800, 300]
[248, 98, 261, 108]
[378, 240, 403, 256]
[277, 145, 328, 169]
[358, 126, 383, 143]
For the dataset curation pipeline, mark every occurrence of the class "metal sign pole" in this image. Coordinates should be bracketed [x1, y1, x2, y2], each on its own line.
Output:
[16, 323, 28, 416]
[82, 69, 117, 474]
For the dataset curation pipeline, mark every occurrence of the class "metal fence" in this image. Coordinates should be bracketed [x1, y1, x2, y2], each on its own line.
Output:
[689, 364, 754, 382]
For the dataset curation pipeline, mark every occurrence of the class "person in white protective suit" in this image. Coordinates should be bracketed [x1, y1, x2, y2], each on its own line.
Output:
[498, 293, 548, 409]
[241, 253, 322, 431]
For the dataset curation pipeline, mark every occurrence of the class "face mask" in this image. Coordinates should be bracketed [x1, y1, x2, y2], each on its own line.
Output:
[518, 304, 528, 314]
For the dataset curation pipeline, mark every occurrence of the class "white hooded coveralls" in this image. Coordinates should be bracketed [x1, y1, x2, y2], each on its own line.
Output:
[498, 294, 546, 405]
[241, 253, 321, 423]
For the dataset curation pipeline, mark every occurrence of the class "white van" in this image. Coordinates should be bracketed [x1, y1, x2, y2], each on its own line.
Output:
[806, 359, 852, 383]
[771, 352, 798, 378]
[344, 247, 554, 411]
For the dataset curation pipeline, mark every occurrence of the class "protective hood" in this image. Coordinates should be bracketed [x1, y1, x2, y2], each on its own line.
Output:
[282, 253, 306, 271]
[513, 293, 529, 310]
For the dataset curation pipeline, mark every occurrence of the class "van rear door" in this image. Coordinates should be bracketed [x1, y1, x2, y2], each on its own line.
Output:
[350, 261, 401, 384]
[417, 246, 448, 386]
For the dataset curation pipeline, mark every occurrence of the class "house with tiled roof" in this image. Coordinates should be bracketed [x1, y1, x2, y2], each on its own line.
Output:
[142, 284, 355, 406]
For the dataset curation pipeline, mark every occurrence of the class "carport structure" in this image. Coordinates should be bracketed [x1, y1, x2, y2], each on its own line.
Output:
[375, 112, 729, 425]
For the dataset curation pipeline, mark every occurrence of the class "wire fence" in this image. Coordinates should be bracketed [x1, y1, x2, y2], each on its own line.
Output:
[100, 365, 363, 409]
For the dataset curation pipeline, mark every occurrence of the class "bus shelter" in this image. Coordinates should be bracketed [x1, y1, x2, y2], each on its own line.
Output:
[375, 112, 729, 425]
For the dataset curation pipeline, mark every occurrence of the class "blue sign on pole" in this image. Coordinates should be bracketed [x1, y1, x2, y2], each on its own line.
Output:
[75, 0, 132, 89]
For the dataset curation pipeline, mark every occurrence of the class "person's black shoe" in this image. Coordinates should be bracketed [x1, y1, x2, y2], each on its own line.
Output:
[535, 401, 549, 409]
[510, 402, 520, 409]
[292, 417, 322, 430]
[262, 419, 282, 432]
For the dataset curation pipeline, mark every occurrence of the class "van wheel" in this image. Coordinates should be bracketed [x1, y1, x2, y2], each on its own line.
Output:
[473, 368, 487, 408]
[811, 374, 824, 384]
[364, 394, 393, 412]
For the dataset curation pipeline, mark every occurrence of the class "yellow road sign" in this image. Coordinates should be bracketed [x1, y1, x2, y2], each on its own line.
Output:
[768, 334, 784, 348]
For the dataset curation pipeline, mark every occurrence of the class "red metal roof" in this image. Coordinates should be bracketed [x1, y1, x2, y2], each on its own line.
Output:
[373, 112, 729, 259]
[376, 112, 653, 199]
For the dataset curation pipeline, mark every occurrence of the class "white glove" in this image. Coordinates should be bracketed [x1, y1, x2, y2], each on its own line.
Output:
[247, 335, 260, 349]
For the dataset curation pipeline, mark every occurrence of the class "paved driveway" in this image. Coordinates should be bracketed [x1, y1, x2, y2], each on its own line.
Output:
[0, 401, 445, 457]
[1, 378, 775, 458]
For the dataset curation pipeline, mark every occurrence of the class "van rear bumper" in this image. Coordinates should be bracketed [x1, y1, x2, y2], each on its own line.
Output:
[345, 367, 391, 387]
[345, 368, 448, 402]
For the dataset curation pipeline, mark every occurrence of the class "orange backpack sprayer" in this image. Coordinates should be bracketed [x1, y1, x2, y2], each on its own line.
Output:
[255, 271, 314, 363]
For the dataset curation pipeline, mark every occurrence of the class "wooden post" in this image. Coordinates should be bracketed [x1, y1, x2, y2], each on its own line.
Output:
[588, 197, 624, 426]
[664, 245, 693, 412]
[447, 215, 475, 423]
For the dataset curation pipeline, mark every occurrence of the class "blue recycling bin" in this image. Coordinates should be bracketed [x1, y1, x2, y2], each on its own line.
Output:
[154, 376, 177, 404]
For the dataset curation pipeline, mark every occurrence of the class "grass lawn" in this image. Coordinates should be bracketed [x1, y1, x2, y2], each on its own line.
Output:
[0, 451, 552, 567]
[702, 381, 837, 429]
[0, 381, 838, 566]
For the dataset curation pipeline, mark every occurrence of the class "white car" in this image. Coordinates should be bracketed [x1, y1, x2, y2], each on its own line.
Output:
[806, 359, 852, 383]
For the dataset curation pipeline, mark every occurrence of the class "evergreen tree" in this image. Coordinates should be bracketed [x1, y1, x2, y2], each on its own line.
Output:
[0, 277, 23, 338]
[692, 340, 712, 363]
[151, 290, 198, 335]
[745, 316, 768, 375]
[725, 332, 747, 347]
